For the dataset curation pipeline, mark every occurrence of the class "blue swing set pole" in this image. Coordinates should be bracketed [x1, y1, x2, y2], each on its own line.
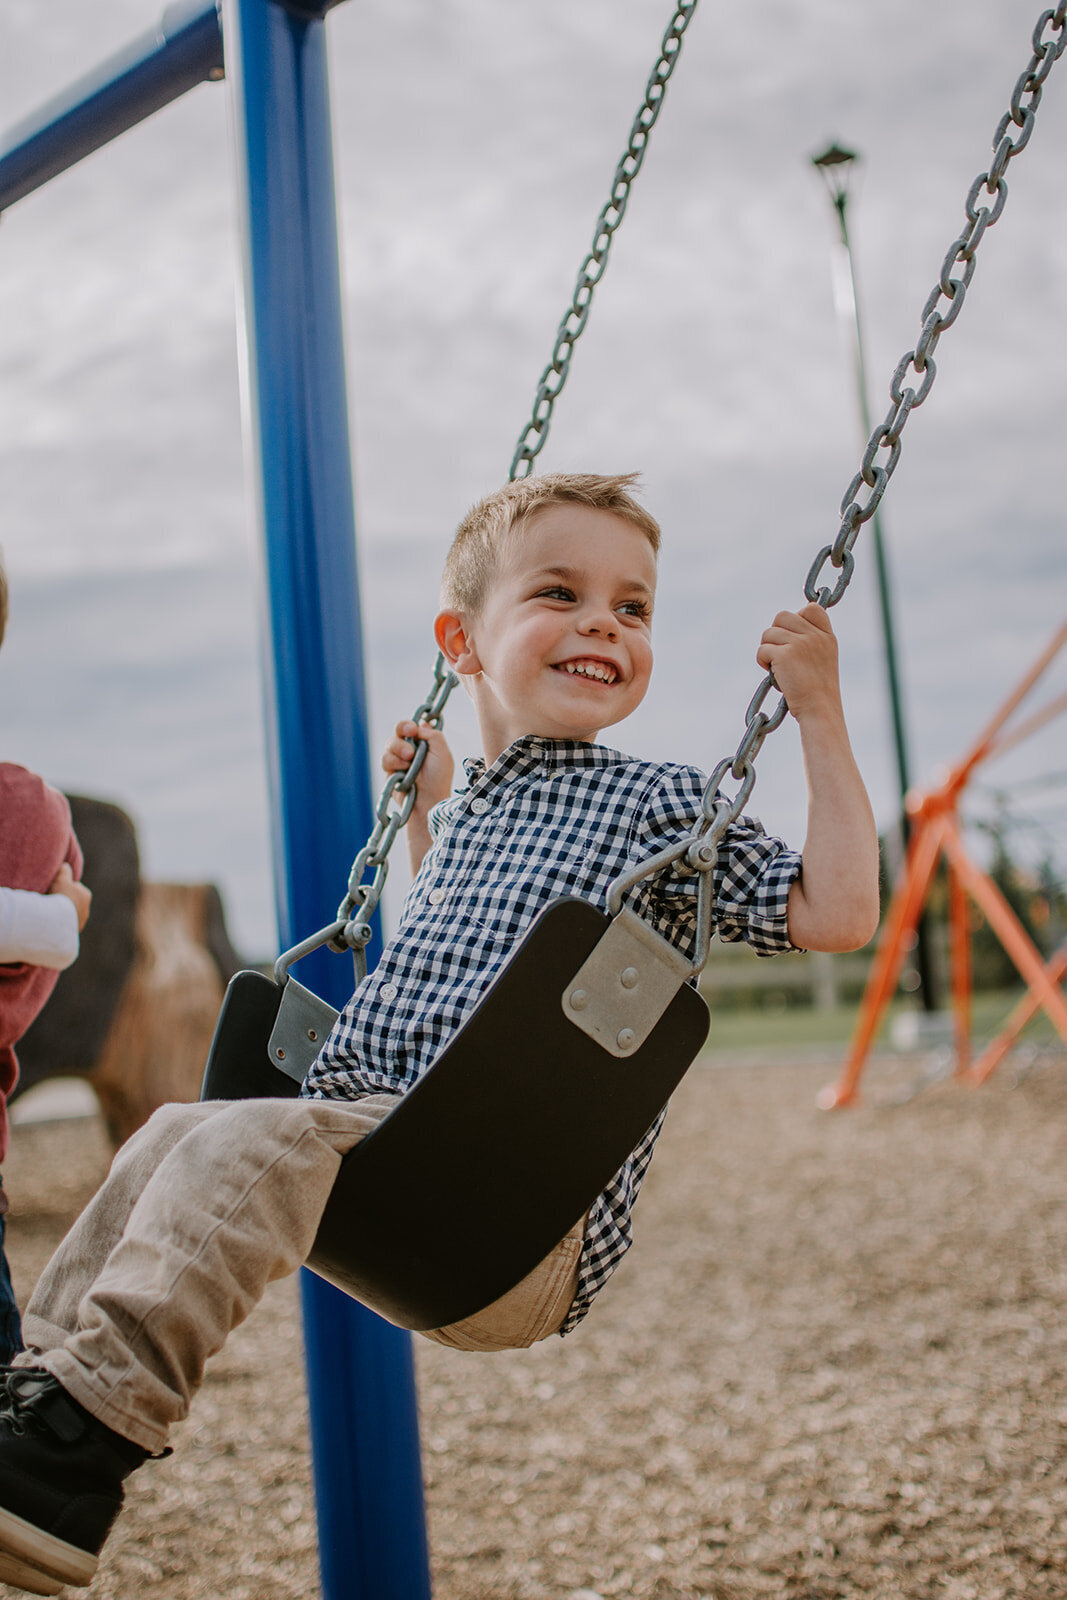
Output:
[0, 0, 431, 1592]
[224, 2, 431, 1597]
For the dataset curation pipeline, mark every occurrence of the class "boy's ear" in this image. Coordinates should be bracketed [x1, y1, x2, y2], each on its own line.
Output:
[434, 610, 481, 675]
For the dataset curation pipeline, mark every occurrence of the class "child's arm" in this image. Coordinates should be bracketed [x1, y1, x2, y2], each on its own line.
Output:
[381, 721, 456, 876]
[0, 865, 91, 969]
[756, 605, 880, 953]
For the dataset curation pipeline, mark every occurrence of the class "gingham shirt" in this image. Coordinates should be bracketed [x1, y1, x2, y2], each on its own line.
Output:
[304, 736, 801, 1333]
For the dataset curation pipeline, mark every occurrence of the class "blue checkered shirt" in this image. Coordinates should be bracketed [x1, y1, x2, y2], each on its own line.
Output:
[304, 736, 801, 1333]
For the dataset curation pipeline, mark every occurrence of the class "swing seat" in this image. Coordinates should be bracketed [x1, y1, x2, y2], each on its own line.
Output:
[201, 897, 709, 1331]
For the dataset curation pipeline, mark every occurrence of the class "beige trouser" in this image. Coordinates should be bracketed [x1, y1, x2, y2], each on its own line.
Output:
[16, 1096, 582, 1453]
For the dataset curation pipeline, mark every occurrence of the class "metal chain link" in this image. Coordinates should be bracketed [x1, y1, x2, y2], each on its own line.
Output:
[315, 0, 702, 963]
[804, 2, 1067, 617]
[509, 0, 700, 481]
[328, 652, 456, 957]
[610, 1, 1067, 973]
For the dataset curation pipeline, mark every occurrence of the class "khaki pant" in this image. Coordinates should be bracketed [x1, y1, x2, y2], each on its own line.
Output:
[17, 1096, 582, 1454]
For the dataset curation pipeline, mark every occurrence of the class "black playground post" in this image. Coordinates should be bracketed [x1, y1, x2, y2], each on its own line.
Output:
[812, 143, 941, 1014]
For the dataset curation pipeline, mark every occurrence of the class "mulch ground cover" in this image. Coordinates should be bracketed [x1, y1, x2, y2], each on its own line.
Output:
[2, 1048, 1064, 1600]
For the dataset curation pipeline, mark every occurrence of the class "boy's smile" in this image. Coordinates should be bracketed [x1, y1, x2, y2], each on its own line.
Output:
[435, 504, 657, 765]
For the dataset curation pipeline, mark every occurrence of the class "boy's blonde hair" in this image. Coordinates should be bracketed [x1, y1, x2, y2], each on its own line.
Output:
[442, 472, 660, 614]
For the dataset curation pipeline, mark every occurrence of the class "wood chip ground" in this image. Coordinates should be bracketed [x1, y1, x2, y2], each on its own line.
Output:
[2, 1051, 1065, 1600]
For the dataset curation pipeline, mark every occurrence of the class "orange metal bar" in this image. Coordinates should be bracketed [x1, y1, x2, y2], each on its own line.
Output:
[952, 619, 1067, 787]
[986, 689, 1067, 762]
[965, 943, 1067, 1086]
[948, 862, 972, 1076]
[822, 619, 1067, 1110]
[939, 819, 1067, 1045]
[817, 810, 947, 1108]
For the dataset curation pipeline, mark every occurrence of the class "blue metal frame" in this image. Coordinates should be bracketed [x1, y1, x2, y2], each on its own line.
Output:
[0, 2, 224, 213]
[0, 4, 431, 1595]
[225, 2, 431, 1594]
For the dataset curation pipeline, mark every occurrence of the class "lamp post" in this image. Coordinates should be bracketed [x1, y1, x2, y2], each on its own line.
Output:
[811, 143, 939, 1013]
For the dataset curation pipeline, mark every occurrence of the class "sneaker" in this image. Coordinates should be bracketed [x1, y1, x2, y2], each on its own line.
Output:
[0, 1368, 149, 1594]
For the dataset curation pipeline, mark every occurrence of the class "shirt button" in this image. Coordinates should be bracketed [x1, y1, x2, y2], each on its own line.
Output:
[469, 797, 490, 815]
[378, 982, 398, 1001]
[428, 888, 447, 906]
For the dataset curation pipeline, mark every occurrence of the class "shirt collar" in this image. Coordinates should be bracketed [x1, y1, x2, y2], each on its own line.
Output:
[460, 736, 628, 792]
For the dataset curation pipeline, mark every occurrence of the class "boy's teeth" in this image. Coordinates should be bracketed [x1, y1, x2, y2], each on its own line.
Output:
[563, 661, 616, 683]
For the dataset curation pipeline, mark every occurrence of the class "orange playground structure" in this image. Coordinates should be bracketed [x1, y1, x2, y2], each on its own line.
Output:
[819, 619, 1067, 1109]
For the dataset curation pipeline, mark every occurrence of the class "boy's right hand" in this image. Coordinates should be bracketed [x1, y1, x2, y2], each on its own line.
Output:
[49, 863, 92, 930]
[382, 721, 455, 816]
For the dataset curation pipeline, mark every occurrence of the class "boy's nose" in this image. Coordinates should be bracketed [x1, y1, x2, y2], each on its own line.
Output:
[578, 608, 617, 640]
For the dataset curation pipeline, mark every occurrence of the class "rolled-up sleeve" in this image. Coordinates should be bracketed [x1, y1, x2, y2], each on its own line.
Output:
[713, 814, 802, 954]
[626, 768, 802, 957]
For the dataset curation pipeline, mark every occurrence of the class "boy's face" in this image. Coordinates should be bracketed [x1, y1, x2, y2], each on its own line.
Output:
[437, 504, 656, 764]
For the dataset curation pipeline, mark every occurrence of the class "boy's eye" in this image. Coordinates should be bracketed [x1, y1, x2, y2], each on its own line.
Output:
[534, 586, 650, 619]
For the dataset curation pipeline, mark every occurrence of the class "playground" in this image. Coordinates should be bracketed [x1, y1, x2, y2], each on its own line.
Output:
[6, 1042, 1065, 1600]
[0, 0, 1065, 1595]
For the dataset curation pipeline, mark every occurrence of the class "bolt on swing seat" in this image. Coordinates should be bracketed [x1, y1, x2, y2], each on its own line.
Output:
[202, 897, 709, 1331]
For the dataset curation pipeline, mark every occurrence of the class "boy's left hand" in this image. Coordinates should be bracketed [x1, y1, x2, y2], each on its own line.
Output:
[756, 603, 841, 722]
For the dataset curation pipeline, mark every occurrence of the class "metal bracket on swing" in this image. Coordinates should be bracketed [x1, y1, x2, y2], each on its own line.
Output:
[267, 979, 340, 1084]
[562, 840, 717, 1057]
[562, 906, 693, 1057]
[263, 920, 346, 1084]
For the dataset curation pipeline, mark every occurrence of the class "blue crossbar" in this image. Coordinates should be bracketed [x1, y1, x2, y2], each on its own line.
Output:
[0, 1, 223, 213]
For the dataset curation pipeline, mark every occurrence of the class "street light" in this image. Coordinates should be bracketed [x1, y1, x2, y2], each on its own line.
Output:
[811, 142, 939, 1013]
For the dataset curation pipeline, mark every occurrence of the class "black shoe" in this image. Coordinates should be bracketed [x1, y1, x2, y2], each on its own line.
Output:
[0, 1368, 149, 1594]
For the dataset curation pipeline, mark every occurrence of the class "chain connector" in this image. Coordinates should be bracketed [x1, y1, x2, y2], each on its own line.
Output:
[275, 917, 350, 987]
[687, 840, 719, 870]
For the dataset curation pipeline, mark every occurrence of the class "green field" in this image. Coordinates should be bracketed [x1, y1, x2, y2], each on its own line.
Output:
[701, 987, 1063, 1059]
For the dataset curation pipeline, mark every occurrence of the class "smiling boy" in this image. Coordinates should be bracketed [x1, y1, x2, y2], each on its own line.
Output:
[0, 473, 878, 1595]
[310, 473, 878, 1339]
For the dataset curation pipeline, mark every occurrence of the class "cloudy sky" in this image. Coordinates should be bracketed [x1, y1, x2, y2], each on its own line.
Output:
[1, 0, 1065, 958]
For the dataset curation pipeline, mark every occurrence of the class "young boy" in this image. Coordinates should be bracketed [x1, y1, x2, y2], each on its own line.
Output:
[0, 474, 879, 1594]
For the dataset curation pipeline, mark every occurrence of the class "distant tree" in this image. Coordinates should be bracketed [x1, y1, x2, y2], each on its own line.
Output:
[970, 808, 1066, 989]
[875, 811, 1067, 995]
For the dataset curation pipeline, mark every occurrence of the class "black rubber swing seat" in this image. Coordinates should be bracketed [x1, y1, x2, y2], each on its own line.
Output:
[201, 896, 709, 1331]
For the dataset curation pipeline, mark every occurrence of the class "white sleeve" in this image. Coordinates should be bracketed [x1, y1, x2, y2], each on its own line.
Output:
[0, 887, 80, 970]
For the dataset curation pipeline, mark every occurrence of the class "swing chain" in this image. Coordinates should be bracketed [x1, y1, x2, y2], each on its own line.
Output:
[508, 0, 700, 481]
[806, 0, 1066, 613]
[611, 0, 1067, 974]
[329, 650, 458, 955]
